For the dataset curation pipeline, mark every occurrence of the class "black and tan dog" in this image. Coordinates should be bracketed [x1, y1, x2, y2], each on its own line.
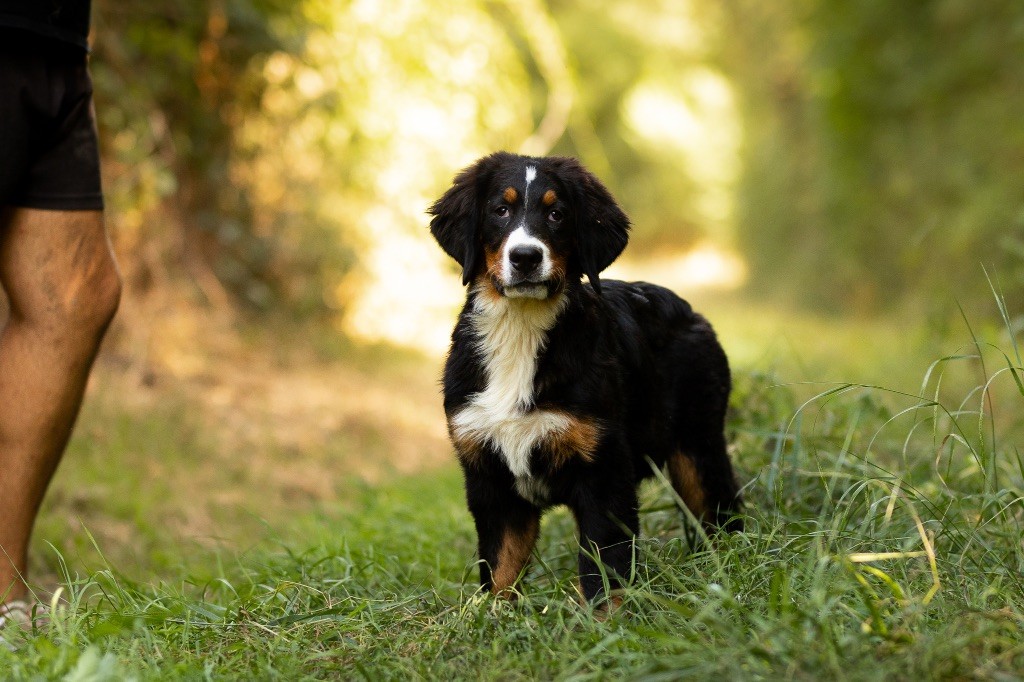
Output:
[429, 152, 742, 603]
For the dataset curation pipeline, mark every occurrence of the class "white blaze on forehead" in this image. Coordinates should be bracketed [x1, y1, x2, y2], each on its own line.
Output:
[524, 165, 537, 207]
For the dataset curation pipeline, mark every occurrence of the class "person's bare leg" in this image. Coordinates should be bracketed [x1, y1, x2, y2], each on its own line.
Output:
[0, 207, 121, 604]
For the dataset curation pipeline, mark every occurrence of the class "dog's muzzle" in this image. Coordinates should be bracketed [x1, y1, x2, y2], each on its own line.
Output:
[502, 247, 552, 298]
[497, 228, 556, 299]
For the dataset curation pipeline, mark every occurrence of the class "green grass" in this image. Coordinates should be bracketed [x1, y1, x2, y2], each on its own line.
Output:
[3, 305, 1024, 679]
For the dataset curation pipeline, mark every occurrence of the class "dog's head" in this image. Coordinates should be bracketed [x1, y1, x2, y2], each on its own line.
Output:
[428, 152, 630, 297]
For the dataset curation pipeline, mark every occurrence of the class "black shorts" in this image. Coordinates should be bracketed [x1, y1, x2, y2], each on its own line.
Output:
[0, 35, 104, 211]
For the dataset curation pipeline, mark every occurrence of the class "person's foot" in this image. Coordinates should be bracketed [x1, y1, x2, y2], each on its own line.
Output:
[0, 599, 46, 650]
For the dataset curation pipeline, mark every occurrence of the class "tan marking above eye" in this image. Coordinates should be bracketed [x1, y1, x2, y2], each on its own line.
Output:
[542, 189, 557, 206]
[503, 187, 518, 203]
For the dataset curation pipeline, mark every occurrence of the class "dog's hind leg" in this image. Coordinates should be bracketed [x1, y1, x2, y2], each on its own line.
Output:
[669, 325, 743, 532]
[667, 451, 709, 521]
[668, 433, 743, 533]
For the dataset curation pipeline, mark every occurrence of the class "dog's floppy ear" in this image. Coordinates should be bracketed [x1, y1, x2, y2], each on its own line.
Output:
[557, 158, 630, 295]
[428, 154, 504, 286]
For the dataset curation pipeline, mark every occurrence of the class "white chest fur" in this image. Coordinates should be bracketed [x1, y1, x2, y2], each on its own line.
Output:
[449, 290, 569, 478]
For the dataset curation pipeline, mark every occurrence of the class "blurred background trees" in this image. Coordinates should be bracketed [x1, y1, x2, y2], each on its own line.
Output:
[86, 0, 1024, 351]
[716, 0, 1024, 317]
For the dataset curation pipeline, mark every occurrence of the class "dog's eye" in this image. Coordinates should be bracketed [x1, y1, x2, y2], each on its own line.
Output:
[548, 210, 563, 223]
[495, 206, 510, 218]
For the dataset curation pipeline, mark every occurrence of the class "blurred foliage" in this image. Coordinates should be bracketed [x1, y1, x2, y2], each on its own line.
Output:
[91, 0, 305, 310]
[88, 0, 725, 321]
[713, 0, 1024, 316]
[87, 0, 1023, 323]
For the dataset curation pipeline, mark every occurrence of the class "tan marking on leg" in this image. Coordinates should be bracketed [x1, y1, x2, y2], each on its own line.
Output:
[503, 187, 518, 204]
[542, 189, 557, 206]
[594, 593, 624, 620]
[668, 453, 708, 521]
[448, 420, 485, 467]
[544, 414, 601, 468]
[491, 516, 540, 597]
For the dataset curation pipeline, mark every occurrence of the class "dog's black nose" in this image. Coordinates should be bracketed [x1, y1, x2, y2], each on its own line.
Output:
[509, 245, 543, 274]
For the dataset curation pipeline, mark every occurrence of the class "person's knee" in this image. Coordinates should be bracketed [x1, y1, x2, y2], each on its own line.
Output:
[5, 243, 121, 339]
[1, 209, 122, 339]
[82, 252, 122, 334]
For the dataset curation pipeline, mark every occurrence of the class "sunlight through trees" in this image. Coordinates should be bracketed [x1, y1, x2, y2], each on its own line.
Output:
[87, 0, 1024, 350]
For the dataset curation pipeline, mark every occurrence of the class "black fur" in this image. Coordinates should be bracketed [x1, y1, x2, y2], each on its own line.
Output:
[556, 157, 629, 294]
[428, 157, 490, 285]
[430, 153, 743, 603]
